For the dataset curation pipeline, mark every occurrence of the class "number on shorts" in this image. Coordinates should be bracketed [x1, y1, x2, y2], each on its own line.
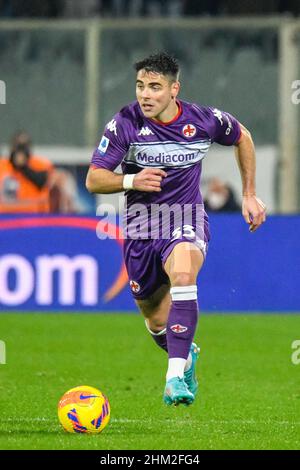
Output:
[172, 225, 196, 240]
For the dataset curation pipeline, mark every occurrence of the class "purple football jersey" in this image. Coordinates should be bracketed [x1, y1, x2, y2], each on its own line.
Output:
[91, 100, 240, 197]
[91, 100, 241, 298]
[91, 100, 241, 239]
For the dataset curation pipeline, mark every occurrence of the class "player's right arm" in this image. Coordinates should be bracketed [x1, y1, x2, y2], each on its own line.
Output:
[86, 167, 125, 194]
[86, 114, 166, 194]
[86, 167, 166, 194]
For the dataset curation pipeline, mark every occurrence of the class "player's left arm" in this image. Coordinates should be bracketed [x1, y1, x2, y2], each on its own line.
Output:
[234, 123, 266, 232]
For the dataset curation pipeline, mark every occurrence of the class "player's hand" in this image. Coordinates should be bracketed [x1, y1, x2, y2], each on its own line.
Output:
[133, 168, 167, 192]
[242, 195, 266, 232]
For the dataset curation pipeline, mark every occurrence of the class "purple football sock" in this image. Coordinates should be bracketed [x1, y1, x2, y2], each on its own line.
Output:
[151, 331, 168, 352]
[145, 321, 168, 352]
[167, 298, 198, 360]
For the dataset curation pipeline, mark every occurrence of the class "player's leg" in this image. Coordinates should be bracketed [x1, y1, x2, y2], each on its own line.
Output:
[136, 281, 199, 405]
[135, 283, 171, 353]
[163, 242, 204, 404]
[124, 239, 171, 352]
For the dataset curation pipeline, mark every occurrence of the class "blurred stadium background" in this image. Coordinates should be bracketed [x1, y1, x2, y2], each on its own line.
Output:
[0, 0, 299, 312]
[0, 0, 300, 451]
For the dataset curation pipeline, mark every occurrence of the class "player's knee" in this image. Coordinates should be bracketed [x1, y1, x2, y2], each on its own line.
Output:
[137, 300, 167, 326]
[147, 315, 166, 332]
[170, 272, 196, 287]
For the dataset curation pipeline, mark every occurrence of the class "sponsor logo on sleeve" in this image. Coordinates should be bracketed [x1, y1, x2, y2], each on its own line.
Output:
[98, 136, 110, 155]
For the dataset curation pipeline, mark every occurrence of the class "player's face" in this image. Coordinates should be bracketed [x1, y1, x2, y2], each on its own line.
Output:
[136, 70, 180, 121]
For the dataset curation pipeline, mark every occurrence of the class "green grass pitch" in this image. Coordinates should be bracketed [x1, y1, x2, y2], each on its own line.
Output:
[0, 313, 299, 450]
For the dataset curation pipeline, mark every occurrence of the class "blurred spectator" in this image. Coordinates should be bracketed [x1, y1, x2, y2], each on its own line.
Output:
[10, 130, 32, 150]
[204, 177, 241, 213]
[0, 142, 53, 213]
[0, 131, 79, 213]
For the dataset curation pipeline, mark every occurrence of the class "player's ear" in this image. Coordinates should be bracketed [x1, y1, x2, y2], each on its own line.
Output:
[171, 81, 180, 98]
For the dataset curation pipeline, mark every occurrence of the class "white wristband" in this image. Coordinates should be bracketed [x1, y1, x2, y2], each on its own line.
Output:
[123, 174, 135, 190]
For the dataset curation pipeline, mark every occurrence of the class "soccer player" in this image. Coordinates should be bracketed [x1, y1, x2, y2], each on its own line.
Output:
[86, 52, 266, 406]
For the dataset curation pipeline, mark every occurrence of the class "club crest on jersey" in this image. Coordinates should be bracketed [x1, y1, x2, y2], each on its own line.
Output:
[182, 124, 196, 138]
[130, 280, 141, 293]
[170, 324, 188, 334]
[98, 136, 110, 155]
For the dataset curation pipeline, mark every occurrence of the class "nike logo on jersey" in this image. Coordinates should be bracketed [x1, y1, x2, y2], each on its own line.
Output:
[138, 127, 154, 136]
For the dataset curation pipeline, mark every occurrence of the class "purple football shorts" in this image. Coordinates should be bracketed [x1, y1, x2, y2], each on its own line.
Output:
[123, 217, 210, 300]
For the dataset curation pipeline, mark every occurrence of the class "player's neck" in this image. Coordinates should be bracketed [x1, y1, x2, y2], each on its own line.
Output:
[152, 100, 180, 124]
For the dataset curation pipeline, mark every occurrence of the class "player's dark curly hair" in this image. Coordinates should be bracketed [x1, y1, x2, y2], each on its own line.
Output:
[134, 52, 179, 82]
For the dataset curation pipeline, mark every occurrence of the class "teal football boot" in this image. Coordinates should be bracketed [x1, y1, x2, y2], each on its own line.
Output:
[184, 343, 200, 396]
[163, 377, 194, 406]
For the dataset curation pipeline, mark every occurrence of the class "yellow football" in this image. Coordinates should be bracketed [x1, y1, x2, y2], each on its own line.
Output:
[58, 385, 110, 434]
